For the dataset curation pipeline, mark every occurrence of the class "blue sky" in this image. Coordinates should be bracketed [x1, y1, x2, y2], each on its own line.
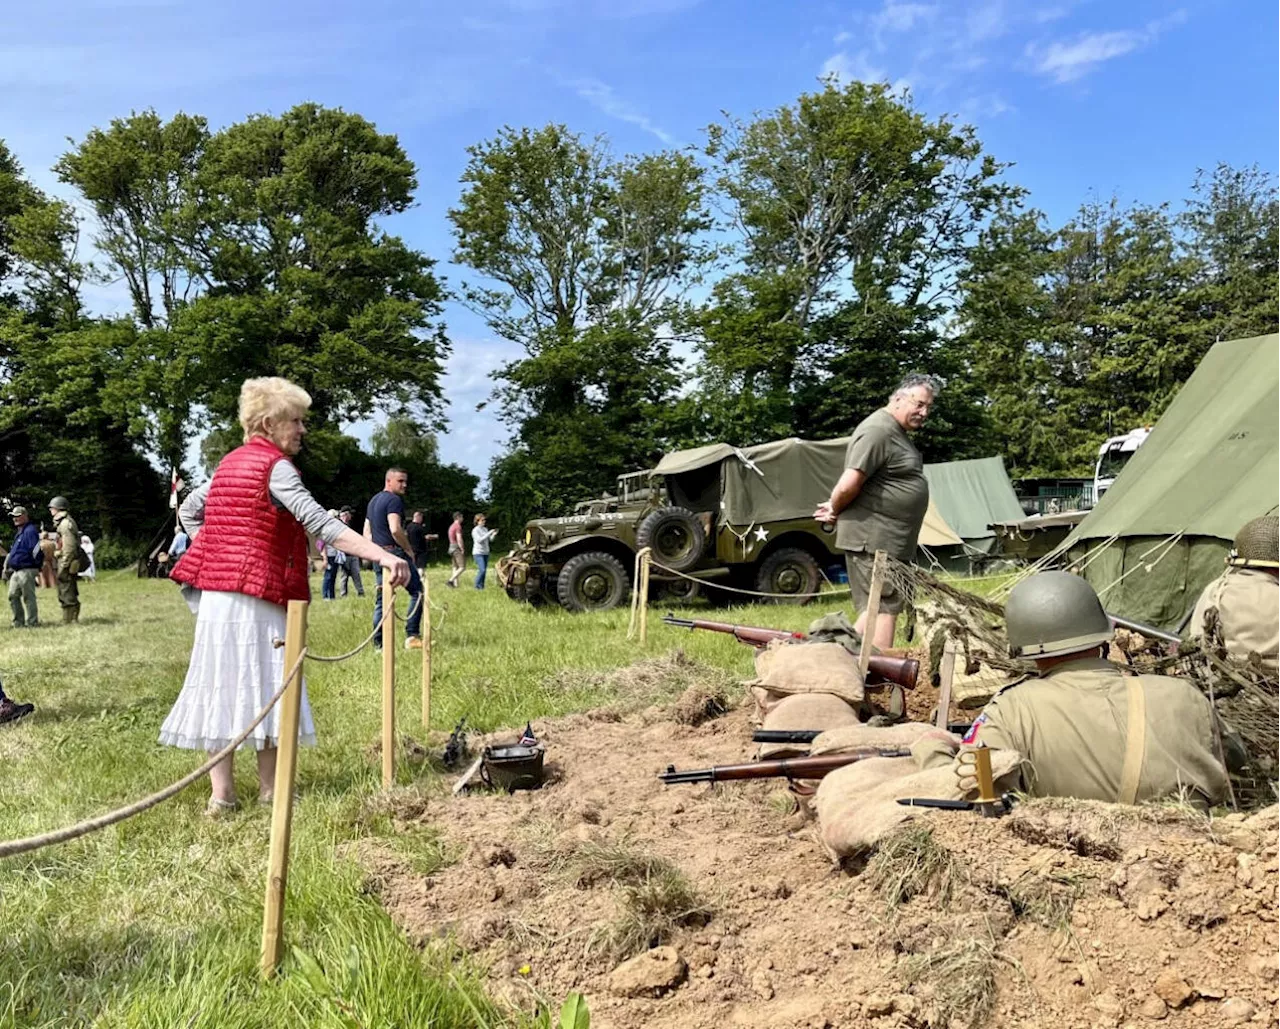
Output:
[2, 0, 1275, 487]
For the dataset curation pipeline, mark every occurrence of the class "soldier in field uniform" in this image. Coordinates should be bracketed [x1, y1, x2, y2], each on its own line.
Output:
[1188, 514, 1278, 678]
[814, 374, 935, 650]
[912, 572, 1230, 808]
[48, 496, 85, 623]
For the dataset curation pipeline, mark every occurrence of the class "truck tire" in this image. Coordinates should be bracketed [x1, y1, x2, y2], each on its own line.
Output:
[635, 507, 705, 572]
[659, 577, 701, 604]
[754, 547, 821, 605]
[556, 552, 630, 612]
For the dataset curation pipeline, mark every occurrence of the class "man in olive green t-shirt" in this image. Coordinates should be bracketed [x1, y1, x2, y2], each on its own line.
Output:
[814, 375, 934, 648]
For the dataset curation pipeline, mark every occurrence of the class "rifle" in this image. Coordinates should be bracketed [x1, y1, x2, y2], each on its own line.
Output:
[660, 747, 911, 785]
[661, 614, 919, 689]
[1107, 612, 1182, 647]
[752, 726, 971, 745]
[442, 718, 469, 769]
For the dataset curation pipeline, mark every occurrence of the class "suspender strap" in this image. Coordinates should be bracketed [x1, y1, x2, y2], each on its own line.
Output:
[1118, 676, 1148, 804]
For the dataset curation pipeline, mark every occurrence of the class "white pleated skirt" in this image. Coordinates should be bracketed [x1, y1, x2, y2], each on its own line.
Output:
[159, 590, 316, 752]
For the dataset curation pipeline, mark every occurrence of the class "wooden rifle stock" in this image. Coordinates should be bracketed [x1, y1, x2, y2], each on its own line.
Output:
[661, 614, 919, 689]
[660, 747, 911, 785]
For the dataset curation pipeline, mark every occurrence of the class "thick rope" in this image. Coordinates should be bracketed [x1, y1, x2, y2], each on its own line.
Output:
[649, 559, 852, 600]
[0, 649, 308, 860]
[304, 601, 395, 663]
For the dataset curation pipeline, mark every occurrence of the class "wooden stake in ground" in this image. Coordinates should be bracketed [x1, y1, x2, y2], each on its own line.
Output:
[935, 639, 957, 731]
[856, 549, 888, 683]
[421, 573, 432, 731]
[381, 579, 395, 791]
[260, 598, 309, 979]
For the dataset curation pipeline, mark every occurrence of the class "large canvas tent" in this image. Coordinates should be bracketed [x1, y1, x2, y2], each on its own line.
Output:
[1063, 333, 1279, 629]
[652, 435, 962, 548]
[921, 457, 1025, 570]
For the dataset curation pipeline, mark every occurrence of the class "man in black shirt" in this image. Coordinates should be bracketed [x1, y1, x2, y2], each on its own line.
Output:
[364, 468, 424, 649]
[405, 511, 437, 572]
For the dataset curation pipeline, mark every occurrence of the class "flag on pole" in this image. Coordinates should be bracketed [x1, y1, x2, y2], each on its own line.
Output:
[169, 470, 184, 509]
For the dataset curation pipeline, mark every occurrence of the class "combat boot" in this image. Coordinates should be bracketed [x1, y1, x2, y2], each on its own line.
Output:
[63, 605, 80, 624]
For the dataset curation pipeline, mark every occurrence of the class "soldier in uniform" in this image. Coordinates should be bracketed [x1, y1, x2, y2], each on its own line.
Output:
[913, 572, 1230, 808]
[1188, 514, 1278, 678]
[814, 374, 935, 649]
[48, 496, 85, 623]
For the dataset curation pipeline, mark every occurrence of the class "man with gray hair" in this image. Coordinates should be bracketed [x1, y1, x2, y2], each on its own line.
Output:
[815, 374, 936, 649]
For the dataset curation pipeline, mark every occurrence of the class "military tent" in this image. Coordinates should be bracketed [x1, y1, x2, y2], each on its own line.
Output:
[920, 457, 1025, 570]
[1063, 333, 1279, 629]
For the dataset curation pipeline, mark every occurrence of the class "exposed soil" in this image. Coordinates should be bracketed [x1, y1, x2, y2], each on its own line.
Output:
[350, 657, 1279, 1029]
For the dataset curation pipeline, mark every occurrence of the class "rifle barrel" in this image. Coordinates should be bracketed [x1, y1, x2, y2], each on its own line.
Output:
[1107, 612, 1181, 645]
[660, 748, 910, 785]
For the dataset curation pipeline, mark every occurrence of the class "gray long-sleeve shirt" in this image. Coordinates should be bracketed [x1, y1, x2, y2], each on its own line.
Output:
[179, 460, 344, 546]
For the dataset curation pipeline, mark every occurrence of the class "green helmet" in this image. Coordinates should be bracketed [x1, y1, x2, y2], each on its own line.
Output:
[1228, 514, 1279, 569]
[1006, 571, 1113, 660]
[48, 496, 69, 511]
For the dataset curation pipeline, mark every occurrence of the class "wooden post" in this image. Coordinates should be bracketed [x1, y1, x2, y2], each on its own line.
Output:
[421, 573, 432, 731]
[857, 550, 888, 683]
[638, 548, 652, 644]
[381, 579, 395, 791]
[260, 598, 309, 978]
[935, 640, 957, 731]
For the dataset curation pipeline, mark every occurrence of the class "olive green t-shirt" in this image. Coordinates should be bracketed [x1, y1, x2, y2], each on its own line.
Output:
[835, 408, 929, 560]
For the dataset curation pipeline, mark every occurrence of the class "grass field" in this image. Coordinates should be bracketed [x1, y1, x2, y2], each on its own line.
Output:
[0, 566, 857, 1028]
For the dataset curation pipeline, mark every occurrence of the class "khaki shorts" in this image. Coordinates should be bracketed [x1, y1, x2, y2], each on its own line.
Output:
[845, 552, 909, 616]
[449, 547, 465, 572]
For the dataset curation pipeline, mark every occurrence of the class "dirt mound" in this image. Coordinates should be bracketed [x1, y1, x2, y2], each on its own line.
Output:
[351, 681, 1278, 1028]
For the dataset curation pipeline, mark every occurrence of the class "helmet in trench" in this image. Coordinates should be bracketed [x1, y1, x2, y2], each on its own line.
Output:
[1228, 514, 1279, 569]
[1005, 571, 1113, 660]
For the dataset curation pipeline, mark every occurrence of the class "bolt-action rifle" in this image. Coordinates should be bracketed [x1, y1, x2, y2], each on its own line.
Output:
[752, 727, 971, 745]
[661, 614, 919, 689]
[660, 747, 911, 785]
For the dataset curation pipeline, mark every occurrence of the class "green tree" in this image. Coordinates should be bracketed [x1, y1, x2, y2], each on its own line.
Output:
[450, 124, 711, 525]
[695, 80, 1016, 450]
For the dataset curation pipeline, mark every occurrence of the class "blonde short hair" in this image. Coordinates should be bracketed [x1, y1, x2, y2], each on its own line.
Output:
[239, 377, 312, 442]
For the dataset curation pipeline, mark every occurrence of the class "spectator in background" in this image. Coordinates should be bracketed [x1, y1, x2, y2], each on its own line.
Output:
[445, 511, 465, 589]
[320, 510, 342, 600]
[471, 513, 499, 590]
[406, 511, 429, 572]
[162, 377, 408, 814]
[364, 468, 424, 649]
[78, 535, 95, 580]
[337, 509, 365, 597]
[37, 532, 56, 589]
[5, 506, 41, 628]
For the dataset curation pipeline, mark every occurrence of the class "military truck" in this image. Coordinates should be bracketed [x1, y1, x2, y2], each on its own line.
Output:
[497, 437, 855, 612]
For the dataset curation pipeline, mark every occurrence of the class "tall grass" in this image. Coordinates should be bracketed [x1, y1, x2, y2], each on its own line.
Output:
[0, 569, 845, 1026]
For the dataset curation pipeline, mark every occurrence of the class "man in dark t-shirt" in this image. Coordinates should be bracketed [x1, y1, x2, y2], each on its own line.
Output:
[814, 374, 935, 649]
[405, 511, 436, 571]
[365, 467, 423, 648]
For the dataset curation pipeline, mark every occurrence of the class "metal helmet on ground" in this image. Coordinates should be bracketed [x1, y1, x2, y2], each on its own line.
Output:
[48, 496, 69, 511]
[1005, 571, 1113, 659]
[1228, 514, 1279, 569]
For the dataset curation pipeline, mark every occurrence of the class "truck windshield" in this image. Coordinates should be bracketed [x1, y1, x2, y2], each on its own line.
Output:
[1097, 446, 1133, 480]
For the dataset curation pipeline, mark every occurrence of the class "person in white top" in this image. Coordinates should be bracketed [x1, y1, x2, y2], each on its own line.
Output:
[471, 513, 499, 590]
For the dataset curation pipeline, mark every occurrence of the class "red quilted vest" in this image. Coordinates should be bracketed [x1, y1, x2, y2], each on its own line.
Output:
[170, 436, 310, 606]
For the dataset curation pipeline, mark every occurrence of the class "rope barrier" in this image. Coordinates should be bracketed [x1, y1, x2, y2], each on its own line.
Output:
[0, 648, 309, 861]
[649, 559, 853, 601]
[304, 601, 396, 663]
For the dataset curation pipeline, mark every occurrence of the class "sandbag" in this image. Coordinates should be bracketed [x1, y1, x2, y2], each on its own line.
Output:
[809, 721, 942, 756]
[815, 748, 1023, 861]
[755, 692, 862, 758]
[751, 639, 865, 706]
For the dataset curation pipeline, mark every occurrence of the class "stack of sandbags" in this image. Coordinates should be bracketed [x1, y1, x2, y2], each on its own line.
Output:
[750, 639, 867, 757]
[814, 746, 1022, 861]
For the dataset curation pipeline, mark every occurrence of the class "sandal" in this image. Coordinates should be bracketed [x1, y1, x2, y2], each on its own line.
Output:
[205, 797, 239, 818]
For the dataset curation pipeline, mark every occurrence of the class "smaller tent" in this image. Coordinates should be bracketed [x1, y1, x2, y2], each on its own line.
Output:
[921, 457, 1025, 571]
[1063, 333, 1279, 629]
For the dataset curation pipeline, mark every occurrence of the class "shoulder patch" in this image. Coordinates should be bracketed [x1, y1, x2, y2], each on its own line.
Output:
[961, 712, 988, 745]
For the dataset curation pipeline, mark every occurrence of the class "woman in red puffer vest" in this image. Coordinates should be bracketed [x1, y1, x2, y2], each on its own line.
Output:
[161, 377, 409, 815]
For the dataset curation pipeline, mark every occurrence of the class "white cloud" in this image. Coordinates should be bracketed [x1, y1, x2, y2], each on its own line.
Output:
[875, 2, 938, 36]
[566, 77, 677, 145]
[821, 50, 888, 85]
[1027, 10, 1186, 83]
[833, 29, 852, 44]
